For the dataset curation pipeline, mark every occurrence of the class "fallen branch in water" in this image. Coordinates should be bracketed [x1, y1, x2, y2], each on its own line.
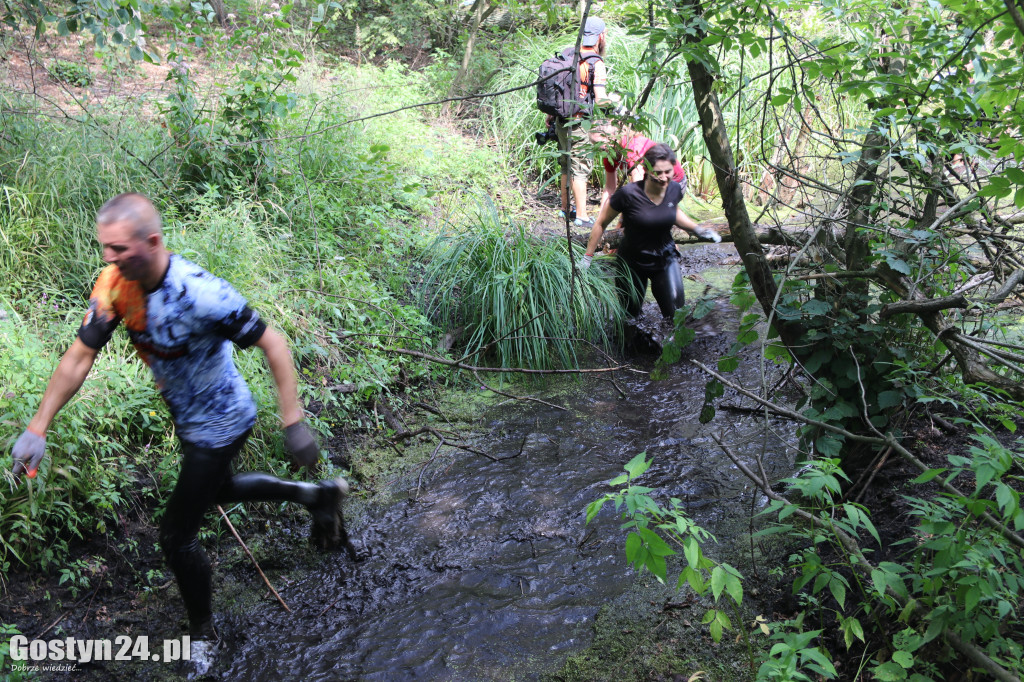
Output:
[217, 505, 291, 613]
[472, 368, 567, 411]
[379, 396, 519, 464]
[357, 341, 643, 414]
[363, 344, 645, 375]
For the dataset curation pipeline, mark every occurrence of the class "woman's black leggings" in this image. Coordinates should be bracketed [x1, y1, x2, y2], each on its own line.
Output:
[159, 430, 320, 635]
[616, 253, 686, 318]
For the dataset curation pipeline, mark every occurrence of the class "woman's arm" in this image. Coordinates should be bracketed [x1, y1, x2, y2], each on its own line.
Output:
[674, 207, 699, 232]
[601, 167, 618, 209]
[676, 207, 721, 242]
[585, 200, 621, 257]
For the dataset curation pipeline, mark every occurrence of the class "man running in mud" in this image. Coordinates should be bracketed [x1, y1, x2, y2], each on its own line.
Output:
[10, 193, 355, 647]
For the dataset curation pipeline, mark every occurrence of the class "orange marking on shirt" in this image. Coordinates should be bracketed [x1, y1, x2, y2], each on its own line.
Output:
[89, 265, 150, 361]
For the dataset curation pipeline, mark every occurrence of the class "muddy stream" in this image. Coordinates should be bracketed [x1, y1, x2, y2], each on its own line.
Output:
[208, 248, 797, 681]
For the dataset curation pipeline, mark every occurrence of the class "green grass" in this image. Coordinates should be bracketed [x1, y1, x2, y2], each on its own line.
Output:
[420, 198, 624, 369]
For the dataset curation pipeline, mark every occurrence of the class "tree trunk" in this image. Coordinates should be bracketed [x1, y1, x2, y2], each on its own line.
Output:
[682, 0, 803, 350]
[446, 0, 489, 103]
[210, 0, 228, 27]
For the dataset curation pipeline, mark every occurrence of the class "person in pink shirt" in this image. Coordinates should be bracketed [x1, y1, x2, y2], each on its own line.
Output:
[595, 125, 687, 209]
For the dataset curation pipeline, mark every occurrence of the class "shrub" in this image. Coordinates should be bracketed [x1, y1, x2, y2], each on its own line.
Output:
[48, 60, 93, 87]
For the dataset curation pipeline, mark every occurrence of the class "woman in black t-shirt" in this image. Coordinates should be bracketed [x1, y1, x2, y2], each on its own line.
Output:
[579, 143, 721, 318]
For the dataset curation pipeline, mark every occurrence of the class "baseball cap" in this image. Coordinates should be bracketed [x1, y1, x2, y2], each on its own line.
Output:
[581, 17, 605, 46]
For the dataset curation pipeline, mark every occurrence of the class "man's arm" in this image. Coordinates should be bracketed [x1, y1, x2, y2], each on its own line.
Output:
[254, 327, 322, 467]
[27, 338, 99, 435]
[591, 60, 620, 107]
[254, 327, 304, 426]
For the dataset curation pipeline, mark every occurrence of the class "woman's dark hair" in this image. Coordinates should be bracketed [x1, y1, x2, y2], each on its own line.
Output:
[643, 142, 677, 170]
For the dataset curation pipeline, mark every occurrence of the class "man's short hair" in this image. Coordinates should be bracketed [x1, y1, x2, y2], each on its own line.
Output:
[96, 193, 162, 239]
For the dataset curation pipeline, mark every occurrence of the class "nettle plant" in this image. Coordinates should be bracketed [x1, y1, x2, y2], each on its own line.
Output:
[48, 59, 93, 87]
[587, 455, 755, 652]
[760, 435, 1024, 680]
[588, 454, 845, 677]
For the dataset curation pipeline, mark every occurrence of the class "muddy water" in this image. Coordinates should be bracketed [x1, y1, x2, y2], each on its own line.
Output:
[220, 255, 796, 681]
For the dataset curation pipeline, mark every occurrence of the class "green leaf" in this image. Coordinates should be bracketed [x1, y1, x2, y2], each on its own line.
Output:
[625, 531, 642, 564]
[816, 434, 843, 457]
[683, 536, 700, 568]
[842, 616, 865, 648]
[1005, 167, 1024, 184]
[892, 650, 914, 668]
[979, 183, 1012, 198]
[711, 565, 726, 601]
[764, 342, 791, 363]
[637, 527, 676, 557]
[717, 355, 739, 372]
[606, 473, 629, 486]
[724, 571, 742, 604]
[802, 299, 831, 316]
[829, 578, 846, 609]
[886, 256, 912, 275]
[623, 452, 650, 479]
[877, 390, 903, 409]
[964, 585, 980, 613]
[911, 468, 947, 484]
[586, 497, 608, 524]
[679, 565, 706, 593]
[995, 482, 1017, 514]
[873, 661, 906, 681]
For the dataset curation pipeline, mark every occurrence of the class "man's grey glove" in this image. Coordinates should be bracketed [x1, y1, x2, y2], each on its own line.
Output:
[578, 254, 593, 270]
[284, 421, 320, 467]
[12, 429, 46, 478]
[694, 227, 722, 243]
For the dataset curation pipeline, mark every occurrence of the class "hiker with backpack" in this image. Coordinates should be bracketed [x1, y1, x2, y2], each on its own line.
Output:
[536, 17, 618, 229]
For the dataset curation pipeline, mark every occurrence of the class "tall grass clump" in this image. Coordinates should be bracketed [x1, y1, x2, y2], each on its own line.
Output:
[421, 199, 624, 369]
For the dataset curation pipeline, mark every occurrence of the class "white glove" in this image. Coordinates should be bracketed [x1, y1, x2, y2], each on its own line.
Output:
[694, 227, 722, 243]
[577, 255, 593, 270]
